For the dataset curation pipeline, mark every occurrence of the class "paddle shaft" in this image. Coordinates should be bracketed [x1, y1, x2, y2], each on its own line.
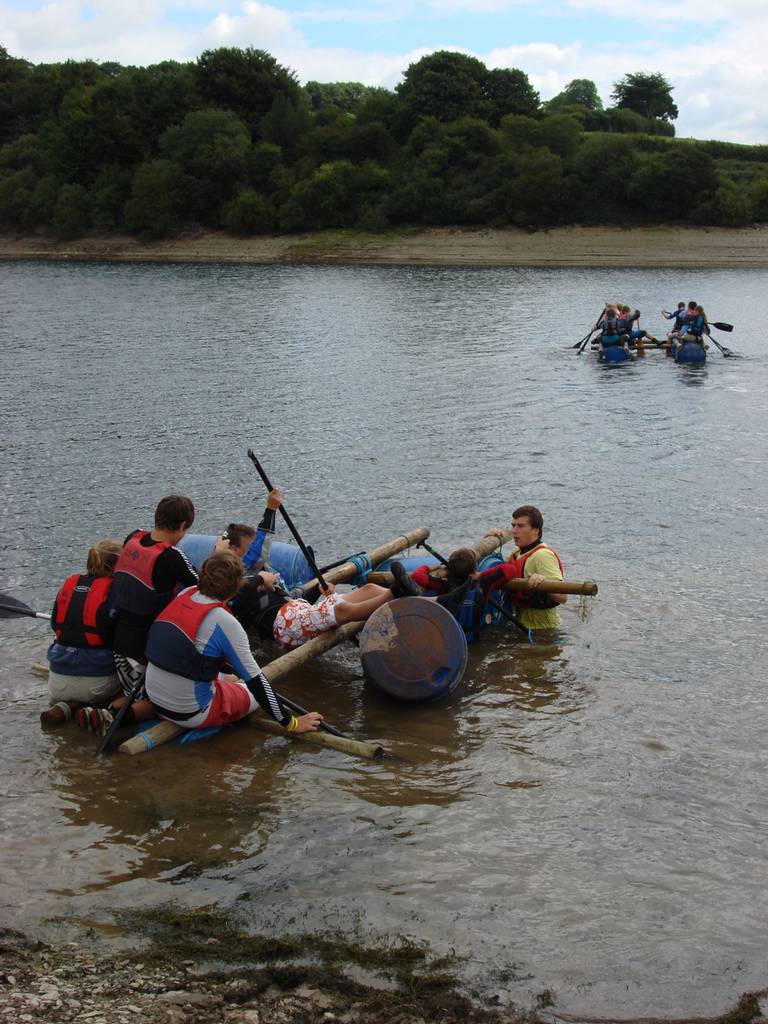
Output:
[95, 674, 145, 758]
[577, 307, 605, 354]
[417, 540, 531, 639]
[246, 450, 327, 591]
[276, 691, 347, 739]
[706, 330, 734, 357]
[0, 597, 50, 620]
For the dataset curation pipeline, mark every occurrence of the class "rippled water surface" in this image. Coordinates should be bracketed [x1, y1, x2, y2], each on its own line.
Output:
[1, 260, 767, 1016]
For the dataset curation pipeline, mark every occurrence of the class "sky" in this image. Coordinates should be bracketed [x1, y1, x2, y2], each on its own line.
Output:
[2, 0, 767, 144]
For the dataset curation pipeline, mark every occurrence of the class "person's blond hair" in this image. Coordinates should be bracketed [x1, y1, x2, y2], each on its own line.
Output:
[199, 551, 244, 601]
[86, 539, 123, 577]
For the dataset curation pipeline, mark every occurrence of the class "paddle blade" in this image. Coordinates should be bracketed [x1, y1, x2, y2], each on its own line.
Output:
[710, 321, 733, 332]
[0, 594, 40, 619]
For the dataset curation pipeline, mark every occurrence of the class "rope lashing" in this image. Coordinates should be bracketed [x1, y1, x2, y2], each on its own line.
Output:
[349, 553, 373, 586]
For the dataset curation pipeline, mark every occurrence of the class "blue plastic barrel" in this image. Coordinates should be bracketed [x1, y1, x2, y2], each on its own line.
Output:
[359, 597, 468, 702]
[176, 533, 217, 569]
[601, 345, 631, 363]
[177, 534, 313, 590]
[375, 554, 440, 573]
[477, 551, 515, 625]
[674, 341, 707, 364]
[267, 541, 314, 590]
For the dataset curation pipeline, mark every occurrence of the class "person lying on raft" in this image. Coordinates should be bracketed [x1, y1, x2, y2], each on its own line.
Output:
[405, 548, 523, 643]
[42, 538, 123, 726]
[144, 551, 322, 733]
[485, 505, 566, 631]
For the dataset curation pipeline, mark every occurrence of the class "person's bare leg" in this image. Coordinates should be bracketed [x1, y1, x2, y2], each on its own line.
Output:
[333, 586, 394, 624]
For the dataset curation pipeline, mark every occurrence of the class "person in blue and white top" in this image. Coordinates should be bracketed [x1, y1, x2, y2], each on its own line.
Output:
[144, 550, 322, 734]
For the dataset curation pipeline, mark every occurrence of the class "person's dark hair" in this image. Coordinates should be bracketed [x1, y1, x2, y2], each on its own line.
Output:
[199, 551, 244, 601]
[225, 522, 256, 547]
[677, 301, 685, 309]
[154, 495, 195, 531]
[687, 300, 697, 310]
[512, 505, 544, 537]
[447, 547, 477, 585]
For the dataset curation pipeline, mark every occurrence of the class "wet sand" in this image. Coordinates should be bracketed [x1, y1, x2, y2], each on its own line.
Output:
[1, 224, 767, 267]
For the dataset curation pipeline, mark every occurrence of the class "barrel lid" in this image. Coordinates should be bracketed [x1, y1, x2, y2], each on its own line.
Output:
[359, 597, 468, 702]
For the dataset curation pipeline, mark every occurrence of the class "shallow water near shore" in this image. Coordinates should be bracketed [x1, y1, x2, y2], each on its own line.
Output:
[1, 260, 767, 1017]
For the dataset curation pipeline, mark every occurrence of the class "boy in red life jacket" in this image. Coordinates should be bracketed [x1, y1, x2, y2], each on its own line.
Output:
[145, 552, 322, 734]
[485, 505, 566, 631]
[77, 495, 221, 735]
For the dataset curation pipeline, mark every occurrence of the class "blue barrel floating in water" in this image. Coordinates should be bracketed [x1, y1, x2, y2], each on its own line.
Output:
[601, 345, 631, 363]
[359, 597, 468, 702]
[477, 551, 515, 625]
[674, 340, 707, 364]
[177, 534, 314, 590]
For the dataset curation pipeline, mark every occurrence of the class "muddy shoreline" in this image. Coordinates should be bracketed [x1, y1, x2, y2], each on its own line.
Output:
[1, 225, 767, 267]
[2, 919, 767, 1024]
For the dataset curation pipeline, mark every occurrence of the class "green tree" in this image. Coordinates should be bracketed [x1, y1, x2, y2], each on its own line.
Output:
[627, 147, 716, 217]
[484, 67, 539, 124]
[222, 188, 276, 234]
[260, 92, 311, 158]
[611, 72, 678, 121]
[396, 51, 493, 128]
[51, 182, 90, 238]
[124, 158, 191, 238]
[195, 47, 300, 134]
[548, 78, 603, 111]
[159, 108, 252, 221]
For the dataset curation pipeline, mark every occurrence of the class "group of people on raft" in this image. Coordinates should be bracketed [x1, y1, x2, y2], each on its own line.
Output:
[592, 299, 709, 355]
[43, 491, 565, 744]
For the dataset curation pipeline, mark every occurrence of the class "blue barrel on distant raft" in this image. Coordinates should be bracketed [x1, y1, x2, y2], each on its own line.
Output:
[178, 534, 314, 590]
[360, 597, 468, 702]
[600, 344, 632, 364]
[674, 339, 707, 364]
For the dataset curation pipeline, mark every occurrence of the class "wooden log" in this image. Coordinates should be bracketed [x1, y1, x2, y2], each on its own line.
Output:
[261, 620, 365, 685]
[248, 717, 384, 760]
[298, 525, 430, 591]
[119, 720, 183, 754]
[367, 571, 596, 596]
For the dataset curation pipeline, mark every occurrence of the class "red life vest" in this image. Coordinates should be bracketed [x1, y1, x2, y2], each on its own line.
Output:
[112, 530, 173, 617]
[508, 544, 564, 607]
[53, 574, 113, 647]
[145, 587, 229, 681]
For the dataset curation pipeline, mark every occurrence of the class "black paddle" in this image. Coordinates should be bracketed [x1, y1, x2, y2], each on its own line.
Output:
[246, 450, 328, 592]
[0, 593, 50, 620]
[710, 321, 733, 333]
[416, 540, 531, 640]
[705, 330, 736, 358]
[95, 674, 145, 757]
[276, 691, 347, 739]
[573, 307, 605, 351]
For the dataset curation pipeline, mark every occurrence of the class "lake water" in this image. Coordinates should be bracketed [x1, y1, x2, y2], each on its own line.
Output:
[1, 259, 767, 1017]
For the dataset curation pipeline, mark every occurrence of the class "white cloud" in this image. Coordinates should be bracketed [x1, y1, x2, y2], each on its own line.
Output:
[1, 1, 767, 142]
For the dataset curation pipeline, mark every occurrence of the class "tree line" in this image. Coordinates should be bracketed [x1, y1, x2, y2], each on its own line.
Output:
[1, 44, 766, 240]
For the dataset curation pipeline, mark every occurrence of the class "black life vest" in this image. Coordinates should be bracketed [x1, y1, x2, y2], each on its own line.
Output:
[53, 574, 113, 648]
[112, 530, 173, 617]
[145, 587, 228, 681]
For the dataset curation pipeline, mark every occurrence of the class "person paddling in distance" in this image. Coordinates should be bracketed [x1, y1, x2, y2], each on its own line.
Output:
[144, 551, 322, 734]
[485, 505, 566, 631]
[42, 539, 123, 726]
[76, 495, 224, 735]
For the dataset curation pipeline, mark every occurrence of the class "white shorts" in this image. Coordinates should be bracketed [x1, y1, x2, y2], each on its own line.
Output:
[273, 593, 342, 648]
[48, 671, 121, 706]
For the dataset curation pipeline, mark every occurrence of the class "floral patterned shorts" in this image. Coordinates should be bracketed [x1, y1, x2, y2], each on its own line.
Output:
[273, 593, 342, 648]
